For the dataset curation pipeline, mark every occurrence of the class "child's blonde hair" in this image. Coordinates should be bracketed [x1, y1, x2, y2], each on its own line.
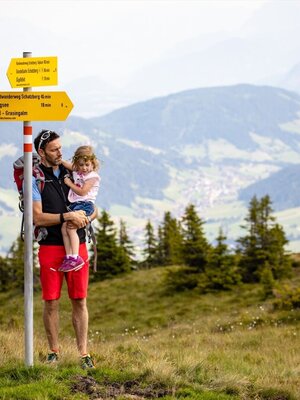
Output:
[72, 145, 99, 171]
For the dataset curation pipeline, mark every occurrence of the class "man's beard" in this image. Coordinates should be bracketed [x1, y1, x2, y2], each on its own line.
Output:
[44, 153, 62, 167]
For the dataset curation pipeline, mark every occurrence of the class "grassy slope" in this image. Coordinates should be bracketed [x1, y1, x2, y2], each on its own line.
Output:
[0, 266, 299, 400]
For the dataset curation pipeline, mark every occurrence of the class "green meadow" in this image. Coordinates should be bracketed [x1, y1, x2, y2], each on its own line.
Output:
[0, 266, 299, 399]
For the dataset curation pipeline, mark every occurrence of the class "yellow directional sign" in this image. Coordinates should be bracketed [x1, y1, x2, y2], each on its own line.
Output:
[7, 57, 58, 88]
[0, 92, 73, 121]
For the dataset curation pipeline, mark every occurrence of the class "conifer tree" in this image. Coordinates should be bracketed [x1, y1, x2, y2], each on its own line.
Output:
[1, 237, 39, 292]
[155, 225, 165, 265]
[119, 218, 135, 265]
[92, 210, 131, 280]
[204, 228, 241, 290]
[7, 237, 25, 288]
[267, 223, 291, 280]
[237, 195, 291, 282]
[0, 255, 9, 292]
[161, 211, 183, 265]
[181, 204, 210, 271]
[142, 219, 157, 267]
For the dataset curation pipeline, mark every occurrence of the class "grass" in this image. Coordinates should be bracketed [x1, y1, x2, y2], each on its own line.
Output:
[0, 266, 299, 399]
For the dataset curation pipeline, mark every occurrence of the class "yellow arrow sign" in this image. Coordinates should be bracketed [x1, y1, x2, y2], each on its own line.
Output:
[0, 92, 73, 121]
[7, 57, 58, 88]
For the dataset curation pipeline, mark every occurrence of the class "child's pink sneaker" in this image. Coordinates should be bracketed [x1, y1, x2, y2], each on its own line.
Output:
[58, 256, 84, 272]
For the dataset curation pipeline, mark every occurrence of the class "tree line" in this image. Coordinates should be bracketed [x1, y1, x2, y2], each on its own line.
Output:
[91, 194, 292, 292]
[0, 195, 293, 294]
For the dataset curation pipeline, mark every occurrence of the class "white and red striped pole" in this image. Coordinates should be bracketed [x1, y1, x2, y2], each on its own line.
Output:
[23, 51, 34, 367]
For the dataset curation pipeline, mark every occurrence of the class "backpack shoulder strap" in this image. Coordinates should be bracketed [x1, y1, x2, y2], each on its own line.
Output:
[86, 221, 97, 272]
[33, 164, 45, 193]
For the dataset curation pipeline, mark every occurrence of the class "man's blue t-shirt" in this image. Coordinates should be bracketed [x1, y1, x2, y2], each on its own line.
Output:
[32, 168, 61, 201]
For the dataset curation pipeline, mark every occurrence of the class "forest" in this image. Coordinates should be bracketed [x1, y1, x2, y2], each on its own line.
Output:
[1, 195, 299, 310]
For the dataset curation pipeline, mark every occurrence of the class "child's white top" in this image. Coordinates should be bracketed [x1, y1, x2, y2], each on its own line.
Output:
[68, 171, 100, 203]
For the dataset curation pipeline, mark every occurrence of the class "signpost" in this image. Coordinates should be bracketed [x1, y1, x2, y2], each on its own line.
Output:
[7, 56, 58, 88]
[22, 52, 34, 368]
[0, 91, 73, 121]
[0, 52, 73, 367]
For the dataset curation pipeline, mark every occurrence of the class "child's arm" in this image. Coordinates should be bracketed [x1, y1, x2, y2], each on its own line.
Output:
[64, 177, 98, 197]
[61, 159, 73, 171]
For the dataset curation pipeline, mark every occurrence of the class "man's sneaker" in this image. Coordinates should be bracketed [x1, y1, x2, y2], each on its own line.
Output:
[80, 354, 95, 369]
[46, 352, 58, 363]
[58, 256, 84, 272]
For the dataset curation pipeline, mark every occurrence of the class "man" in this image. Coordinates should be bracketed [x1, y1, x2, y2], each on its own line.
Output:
[33, 129, 95, 369]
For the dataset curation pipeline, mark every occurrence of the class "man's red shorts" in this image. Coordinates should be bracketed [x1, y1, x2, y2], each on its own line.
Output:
[38, 243, 89, 300]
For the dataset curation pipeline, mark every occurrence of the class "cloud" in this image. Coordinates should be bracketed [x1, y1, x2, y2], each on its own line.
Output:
[0, 0, 265, 86]
[0, 144, 18, 159]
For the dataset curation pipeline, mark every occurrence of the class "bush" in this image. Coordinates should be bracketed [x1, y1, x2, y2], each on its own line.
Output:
[272, 284, 300, 310]
[164, 266, 199, 292]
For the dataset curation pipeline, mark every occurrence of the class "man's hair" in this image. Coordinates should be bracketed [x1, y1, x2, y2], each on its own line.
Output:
[34, 130, 60, 152]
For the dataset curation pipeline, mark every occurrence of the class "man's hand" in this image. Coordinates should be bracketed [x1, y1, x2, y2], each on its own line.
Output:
[66, 210, 88, 229]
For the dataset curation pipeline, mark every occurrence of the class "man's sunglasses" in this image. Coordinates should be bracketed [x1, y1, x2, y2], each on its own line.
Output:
[38, 131, 52, 152]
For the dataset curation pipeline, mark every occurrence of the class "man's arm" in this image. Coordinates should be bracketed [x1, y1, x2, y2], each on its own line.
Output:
[33, 201, 88, 228]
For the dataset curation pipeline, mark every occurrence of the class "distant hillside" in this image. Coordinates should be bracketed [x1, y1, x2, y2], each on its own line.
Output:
[2, 84, 300, 254]
[239, 164, 300, 210]
[92, 84, 300, 150]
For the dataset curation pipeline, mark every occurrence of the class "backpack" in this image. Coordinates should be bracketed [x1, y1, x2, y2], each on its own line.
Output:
[13, 153, 45, 241]
[13, 154, 98, 271]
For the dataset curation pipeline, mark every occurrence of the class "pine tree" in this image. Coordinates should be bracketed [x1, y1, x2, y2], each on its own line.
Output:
[155, 225, 165, 265]
[237, 195, 291, 283]
[7, 237, 25, 288]
[237, 196, 261, 282]
[181, 204, 210, 271]
[2, 237, 39, 292]
[161, 211, 183, 265]
[204, 228, 241, 290]
[119, 218, 135, 266]
[92, 210, 131, 280]
[267, 223, 291, 280]
[142, 219, 157, 268]
[0, 255, 9, 292]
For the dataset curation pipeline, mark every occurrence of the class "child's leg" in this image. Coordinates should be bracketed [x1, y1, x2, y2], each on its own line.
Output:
[58, 225, 82, 272]
[61, 222, 72, 255]
[60, 203, 85, 271]
[67, 226, 80, 256]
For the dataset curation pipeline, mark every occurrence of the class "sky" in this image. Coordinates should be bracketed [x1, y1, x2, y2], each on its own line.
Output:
[0, 0, 266, 89]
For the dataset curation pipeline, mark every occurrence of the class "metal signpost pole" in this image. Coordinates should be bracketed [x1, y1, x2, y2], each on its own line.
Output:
[23, 51, 34, 367]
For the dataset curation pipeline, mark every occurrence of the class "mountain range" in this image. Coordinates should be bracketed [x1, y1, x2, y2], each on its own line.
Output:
[1, 84, 300, 255]
[2, 1, 300, 120]
[62, 1, 300, 117]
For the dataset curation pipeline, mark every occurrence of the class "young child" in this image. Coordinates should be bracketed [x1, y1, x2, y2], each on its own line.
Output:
[59, 145, 100, 272]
